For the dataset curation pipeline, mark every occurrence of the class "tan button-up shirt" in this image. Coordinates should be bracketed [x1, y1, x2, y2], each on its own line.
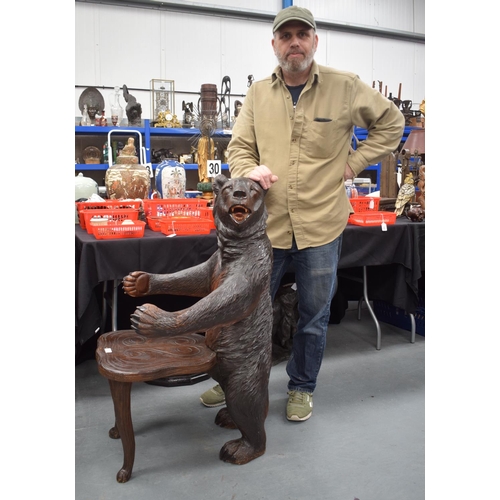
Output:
[228, 61, 405, 250]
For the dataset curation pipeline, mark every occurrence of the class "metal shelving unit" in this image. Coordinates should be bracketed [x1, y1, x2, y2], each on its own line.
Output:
[75, 119, 231, 172]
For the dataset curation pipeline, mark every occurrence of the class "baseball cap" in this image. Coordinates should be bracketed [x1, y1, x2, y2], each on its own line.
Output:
[273, 6, 316, 33]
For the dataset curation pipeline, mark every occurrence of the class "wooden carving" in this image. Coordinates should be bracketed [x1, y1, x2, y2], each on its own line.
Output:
[380, 151, 398, 198]
[417, 164, 425, 210]
[122, 174, 273, 465]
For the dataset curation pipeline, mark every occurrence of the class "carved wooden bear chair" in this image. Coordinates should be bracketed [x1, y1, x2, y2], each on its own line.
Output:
[96, 174, 273, 483]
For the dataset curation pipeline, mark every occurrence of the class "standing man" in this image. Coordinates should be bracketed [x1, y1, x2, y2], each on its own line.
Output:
[200, 6, 405, 421]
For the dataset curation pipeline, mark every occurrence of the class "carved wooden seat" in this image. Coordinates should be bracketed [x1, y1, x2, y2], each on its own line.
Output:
[95, 329, 216, 483]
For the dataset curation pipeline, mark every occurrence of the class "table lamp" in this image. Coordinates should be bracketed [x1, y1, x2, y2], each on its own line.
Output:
[402, 128, 425, 159]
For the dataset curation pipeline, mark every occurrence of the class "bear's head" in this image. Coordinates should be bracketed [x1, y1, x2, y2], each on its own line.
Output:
[212, 174, 268, 240]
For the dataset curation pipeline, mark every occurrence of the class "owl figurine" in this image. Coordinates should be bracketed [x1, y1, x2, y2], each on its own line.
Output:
[394, 172, 415, 216]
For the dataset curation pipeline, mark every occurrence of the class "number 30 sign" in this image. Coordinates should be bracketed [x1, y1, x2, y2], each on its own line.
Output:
[207, 160, 221, 178]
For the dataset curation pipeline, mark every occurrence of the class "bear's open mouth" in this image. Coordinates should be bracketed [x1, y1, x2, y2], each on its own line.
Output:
[229, 204, 251, 223]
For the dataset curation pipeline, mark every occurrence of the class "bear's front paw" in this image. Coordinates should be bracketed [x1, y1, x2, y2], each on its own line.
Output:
[130, 303, 167, 336]
[122, 271, 151, 297]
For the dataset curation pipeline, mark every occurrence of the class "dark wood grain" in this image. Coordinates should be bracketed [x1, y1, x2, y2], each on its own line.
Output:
[96, 330, 216, 483]
[96, 330, 216, 382]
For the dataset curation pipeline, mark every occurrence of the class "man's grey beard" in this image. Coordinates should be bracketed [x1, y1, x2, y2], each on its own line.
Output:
[276, 50, 315, 74]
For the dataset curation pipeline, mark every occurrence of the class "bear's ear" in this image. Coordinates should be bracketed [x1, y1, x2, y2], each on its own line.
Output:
[212, 174, 228, 196]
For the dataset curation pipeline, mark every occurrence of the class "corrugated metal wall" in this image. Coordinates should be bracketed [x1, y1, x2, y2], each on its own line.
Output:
[75, 0, 424, 119]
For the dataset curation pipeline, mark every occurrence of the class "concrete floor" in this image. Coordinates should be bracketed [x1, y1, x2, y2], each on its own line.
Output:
[75, 302, 424, 500]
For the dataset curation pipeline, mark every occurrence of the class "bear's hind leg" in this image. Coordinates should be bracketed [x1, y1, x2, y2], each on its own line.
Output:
[219, 436, 265, 465]
[219, 390, 268, 465]
[215, 407, 238, 429]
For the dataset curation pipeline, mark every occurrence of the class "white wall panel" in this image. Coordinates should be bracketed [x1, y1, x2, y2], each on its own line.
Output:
[297, 0, 424, 33]
[75, 3, 100, 85]
[413, 1, 425, 33]
[99, 5, 163, 89]
[373, 38, 416, 99]
[75, 1, 425, 119]
[162, 12, 223, 107]
[322, 30, 374, 80]
[219, 20, 277, 96]
[152, 0, 282, 13]
[413, 42, 425, 104]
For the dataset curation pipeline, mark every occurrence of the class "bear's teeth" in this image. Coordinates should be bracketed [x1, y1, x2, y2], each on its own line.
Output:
[229, 205, 251, 223]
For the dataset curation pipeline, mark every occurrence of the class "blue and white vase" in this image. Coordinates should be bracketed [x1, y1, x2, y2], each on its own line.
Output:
[155, 159, 186, 198]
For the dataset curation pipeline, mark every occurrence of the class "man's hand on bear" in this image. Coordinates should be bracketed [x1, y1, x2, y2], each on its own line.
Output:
[130, 303, 175, 336]
[122, 271, 151, 297]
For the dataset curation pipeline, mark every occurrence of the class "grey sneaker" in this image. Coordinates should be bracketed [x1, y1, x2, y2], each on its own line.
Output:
[286, 390, 313, 421]
[200, 384, 225, 407]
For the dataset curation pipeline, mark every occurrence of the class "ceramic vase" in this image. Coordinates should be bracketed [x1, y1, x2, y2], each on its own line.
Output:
[105, 163, 151, 199]
[75, 172, 99, 201]
[155, 159, 186, 198]
[75, 172, 99, 222]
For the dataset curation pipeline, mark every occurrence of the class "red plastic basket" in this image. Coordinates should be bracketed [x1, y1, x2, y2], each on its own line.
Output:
[147, 211, 215, 232]
[349, 196, 380, 212]
[76, 200, 142, 229]
[147, 216, 164, 232]
[142, 199, 209, 218]
[159, 216, 212, 236]
[82, 209, 140, 234]
[90, 220, 146, 240]
[348, 211, 396, 226]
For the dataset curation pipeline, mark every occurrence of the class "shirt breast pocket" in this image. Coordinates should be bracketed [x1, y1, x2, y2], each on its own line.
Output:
[304, 119, 344, 159]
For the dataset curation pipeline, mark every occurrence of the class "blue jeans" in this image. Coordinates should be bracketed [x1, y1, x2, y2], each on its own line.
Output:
[270, 234, 343, 393]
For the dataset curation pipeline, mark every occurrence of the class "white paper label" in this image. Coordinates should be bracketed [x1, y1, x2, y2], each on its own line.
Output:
[207, 160, 222, 178]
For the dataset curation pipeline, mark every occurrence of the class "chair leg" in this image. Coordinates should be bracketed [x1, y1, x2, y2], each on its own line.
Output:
[108, 379, 135, 483]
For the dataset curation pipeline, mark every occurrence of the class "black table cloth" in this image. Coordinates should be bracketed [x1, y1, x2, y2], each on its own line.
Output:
[76, 218, 424, 345]
[340, 217, 425, 314]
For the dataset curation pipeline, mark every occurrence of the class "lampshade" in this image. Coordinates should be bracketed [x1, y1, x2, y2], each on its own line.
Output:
[402, 128, 425, 154]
